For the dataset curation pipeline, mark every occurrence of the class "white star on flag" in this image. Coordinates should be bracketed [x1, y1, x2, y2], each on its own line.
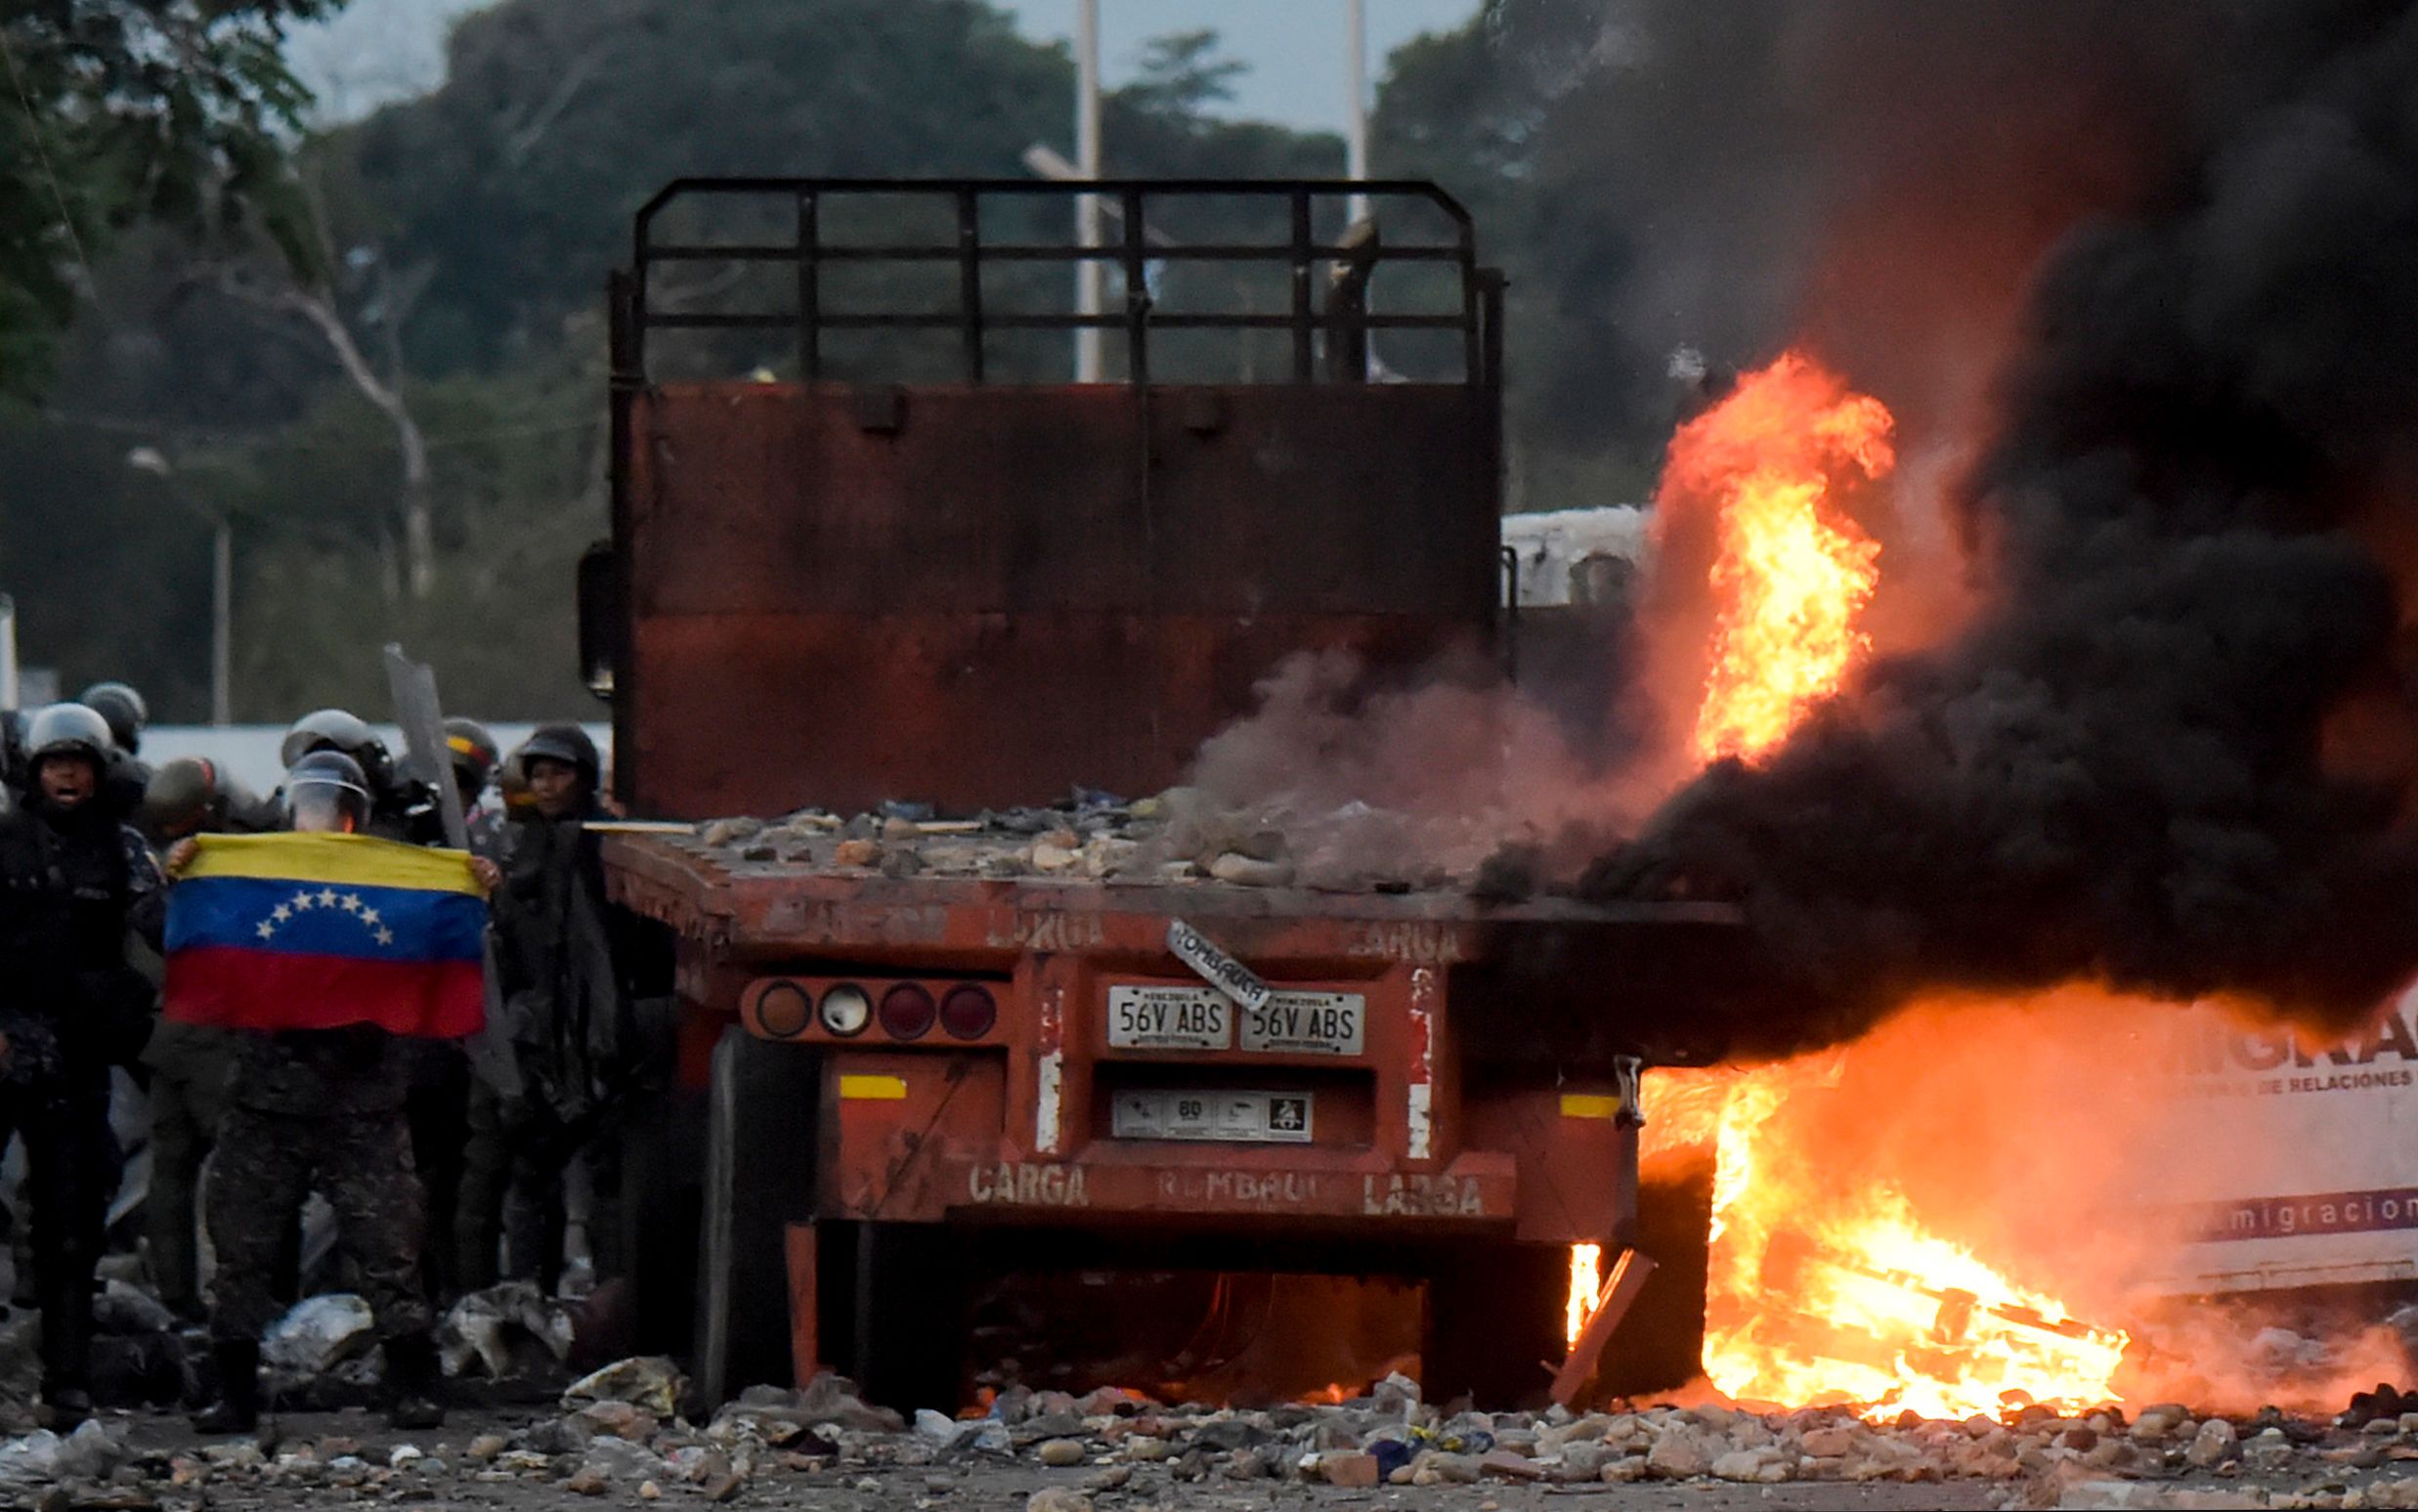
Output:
[290, 890, 315, 912]
[373, 928, 394, 947]
[317, 887, 339, 908]
[271, 903, 291, 924]
[360, 907, 380, 927]
[339, 894, 363, 915]
[256, 921, 276, 940]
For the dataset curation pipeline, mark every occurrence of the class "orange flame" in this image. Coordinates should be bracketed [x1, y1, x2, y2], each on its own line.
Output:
[1645, 357, 2126, 1419]
[1565, 1243, 1604, 1347]
[1663, 352, 1894, 763]
[1650, 1057, 2128, 1421]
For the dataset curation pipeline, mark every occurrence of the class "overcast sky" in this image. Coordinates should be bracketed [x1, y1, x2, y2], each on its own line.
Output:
[285, 0, 1485, 131]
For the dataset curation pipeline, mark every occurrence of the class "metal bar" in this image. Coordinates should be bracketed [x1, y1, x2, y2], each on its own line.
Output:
[803, 212, 826, 383]
[1289, 190, 1314, 382]
[1500, 543, 1521, 686]
[639, 176, 1477, 228]
[641, 241, 1471, 263]
[1549, 1247, 1660, 1409]
[785, 1221, 820, 1388]
[1121, 186, 1148, 387]
[957, 187, 984, 383]
[640, 311, 1474, 333]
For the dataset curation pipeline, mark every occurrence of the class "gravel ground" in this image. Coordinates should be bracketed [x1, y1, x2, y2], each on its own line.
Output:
[7, 1366, 2418, 1512]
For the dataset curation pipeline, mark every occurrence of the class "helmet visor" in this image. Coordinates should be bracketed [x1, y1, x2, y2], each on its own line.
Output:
[286, 776, 369, 833]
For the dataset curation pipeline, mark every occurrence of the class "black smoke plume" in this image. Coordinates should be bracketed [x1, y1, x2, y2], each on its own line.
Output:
[1584, 0, 2418, 1056]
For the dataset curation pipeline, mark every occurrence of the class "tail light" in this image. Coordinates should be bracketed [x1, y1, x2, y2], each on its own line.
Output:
[757, 981, 810, 1038]
[818, 984, 871, 1037]
[939, 984, 998, 1040]
[878, 983, 936, 1040]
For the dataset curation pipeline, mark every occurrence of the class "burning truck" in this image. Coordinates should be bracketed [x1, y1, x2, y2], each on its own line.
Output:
[576, 177, 1747, 1411]
[581, 0, 2418, 1421]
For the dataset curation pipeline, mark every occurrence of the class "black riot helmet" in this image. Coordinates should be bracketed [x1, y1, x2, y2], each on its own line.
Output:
[280, 708, 374, 769]
[78, 682, 148, 756]
[443, 716, 499, 798]
[25, 703, 113, 770]
[284, 750, 372, 834]
[280, 708, 398, 794]
[519, 723, 600, 788]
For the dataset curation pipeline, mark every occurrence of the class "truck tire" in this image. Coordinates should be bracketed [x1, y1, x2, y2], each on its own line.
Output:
[1598, 1164, 1715, 1398]
[845, 1222, 969, 1413]
[1422, 1240, 1566, 1410]
[620, 1086, 705, 1361]
[695, 1026, 820, 1404]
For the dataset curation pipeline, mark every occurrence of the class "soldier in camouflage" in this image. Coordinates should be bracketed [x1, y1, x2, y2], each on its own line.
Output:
[178, 751, 499, 1435]
[137, 757, 281, 1322]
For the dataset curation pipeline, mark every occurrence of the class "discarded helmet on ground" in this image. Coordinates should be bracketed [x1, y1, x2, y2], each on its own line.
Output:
[25, 704, 114, 769]
[284, 749, 372, 832]
[78, 682, 149, 755]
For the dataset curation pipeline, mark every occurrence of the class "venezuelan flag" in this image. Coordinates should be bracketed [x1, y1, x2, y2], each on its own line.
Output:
[164, 833, 485, 1038]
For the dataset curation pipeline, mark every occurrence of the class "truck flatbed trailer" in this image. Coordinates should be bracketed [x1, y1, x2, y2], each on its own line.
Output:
[583, 178, 1741, 1410]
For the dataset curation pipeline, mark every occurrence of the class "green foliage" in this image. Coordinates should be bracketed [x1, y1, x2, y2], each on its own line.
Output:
[0, 1, 342, 397]
[3, 0, 1392, 723]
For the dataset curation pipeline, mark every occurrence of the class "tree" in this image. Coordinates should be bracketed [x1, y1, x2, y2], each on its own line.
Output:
[0, 1, 345, 396]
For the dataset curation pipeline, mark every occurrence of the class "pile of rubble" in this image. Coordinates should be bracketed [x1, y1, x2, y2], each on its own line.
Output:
[689, 786, 1459, 893]
[4, 1360, 2418, 1509]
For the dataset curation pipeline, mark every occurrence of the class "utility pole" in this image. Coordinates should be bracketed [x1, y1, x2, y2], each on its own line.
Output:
[1075, 0, 1104, 382]
[127, 447, 233, 727]
[1346, 0, 1369, 226]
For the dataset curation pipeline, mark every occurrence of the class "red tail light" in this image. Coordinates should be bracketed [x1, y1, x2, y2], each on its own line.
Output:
[878, 983, 936, 1040]
[939, 984, 998, 1040]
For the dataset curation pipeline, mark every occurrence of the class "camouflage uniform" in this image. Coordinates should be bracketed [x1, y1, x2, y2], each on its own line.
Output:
[140, 1021, 234, 1319]
[206, 1026, 430, 1346]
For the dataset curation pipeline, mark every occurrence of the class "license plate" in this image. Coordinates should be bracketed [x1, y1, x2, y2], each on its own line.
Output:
[1112, 1090, 1313, 1144]
[1105, 985, 1232, 1051]
[1240, 992, 1366, 1056]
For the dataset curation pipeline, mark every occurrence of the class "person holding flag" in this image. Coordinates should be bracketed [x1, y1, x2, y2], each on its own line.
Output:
[162, 750, 498, 1434]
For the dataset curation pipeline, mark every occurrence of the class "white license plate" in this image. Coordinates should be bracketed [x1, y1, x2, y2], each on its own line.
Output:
[1112, 1090, 1313, 1144]
[1105, 985, 1232, 1051]
[1241, 992, 1366, 1056]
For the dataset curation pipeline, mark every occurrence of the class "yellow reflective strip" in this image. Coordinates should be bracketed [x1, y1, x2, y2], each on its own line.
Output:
[189, 832, 479, 894]
[838, 1074, 909, 1102]
[1560, 1093, 1625, 1120]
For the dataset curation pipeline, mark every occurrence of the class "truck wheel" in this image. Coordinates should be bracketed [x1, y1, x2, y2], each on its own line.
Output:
[1597, 1164, 1714, 1398]
[695, 1026, 820, 1403]
[620, 1086, 704, 1361]
[1422, 1240, 1566, 1410]
[845, 1222, 970, 1413]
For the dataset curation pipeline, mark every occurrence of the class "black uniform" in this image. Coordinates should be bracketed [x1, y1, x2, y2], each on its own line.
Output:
[0, 799, 162, 1404]
[461, 801, 662, 1291]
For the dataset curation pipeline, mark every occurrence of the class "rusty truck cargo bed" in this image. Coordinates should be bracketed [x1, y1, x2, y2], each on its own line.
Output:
[605, 827, 1753, 1067]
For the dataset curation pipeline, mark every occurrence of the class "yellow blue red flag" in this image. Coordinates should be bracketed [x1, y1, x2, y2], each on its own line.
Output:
[163, 833, 485, 1037]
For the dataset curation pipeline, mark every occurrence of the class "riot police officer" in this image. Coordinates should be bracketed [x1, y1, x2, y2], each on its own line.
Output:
[79, 682, 151, 828]
[0, 704, 163, 1427]
[280, 709, 441, 845]
[465, 724, 666, 1293]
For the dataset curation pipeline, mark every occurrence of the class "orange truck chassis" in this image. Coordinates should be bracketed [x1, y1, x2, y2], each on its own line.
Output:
[607, 834, 1741, 1407]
